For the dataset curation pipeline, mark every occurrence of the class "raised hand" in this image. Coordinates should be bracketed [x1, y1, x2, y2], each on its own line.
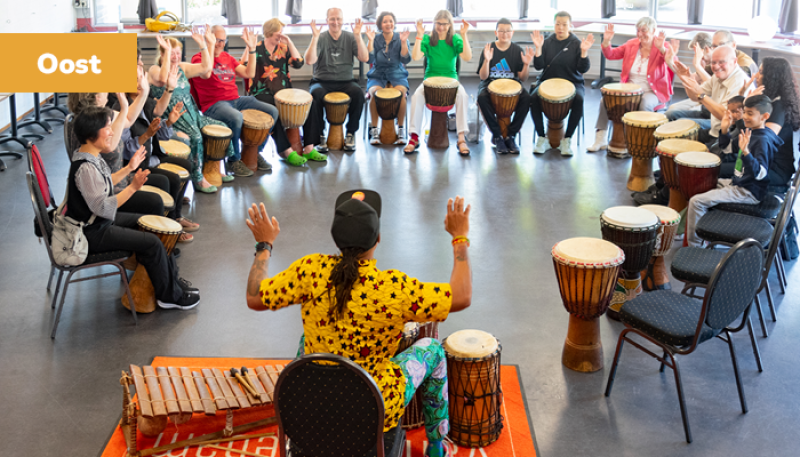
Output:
[116, 92, 129, 112]
[531, 30, 544, 49]
[416, 19, 425, 37]
[145, 118, 161, 139]
[580, 33, 595, 53]
[521, 46, 534, 65]
[652, 30, 666, 50]
[168, 101, 186, 125]
[131, 168, 150, 191]
[129, 146, 147, 171]
[444, 196, 471, 238]
[156, 34, 171, 53]
[721, 109, 732, 133]
[246, 202, 281, 244]
[664, 44, 676, 66]
[680, 73, 701, 100]
[167, 63, 179, 90]
[674, 59, 691, 78]
[310, 19, 321, 38]
[203, 23, 215, 48]
[137, 65, 150, 95]
[365, 26, 375, 41]
[190, 26, 205, 47]
[740, 71, 759, 96]
[739, 128, 751, 153]
[243, 27, 258, 50]
[669, 39, 679, 52]
[603, 23, 615, 44]
[693, 42, 704, 66]
[483, 43, 494, 62]
[459, 19, 470, 37]
[353, 18, 364, 35]
[399, 28, 411, 42]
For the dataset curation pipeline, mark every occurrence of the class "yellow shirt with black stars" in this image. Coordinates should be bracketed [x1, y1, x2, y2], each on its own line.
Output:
[259, 253, 452, 430]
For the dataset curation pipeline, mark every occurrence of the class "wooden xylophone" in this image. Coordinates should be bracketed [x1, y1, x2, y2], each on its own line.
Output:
[120, 364, 285, 457]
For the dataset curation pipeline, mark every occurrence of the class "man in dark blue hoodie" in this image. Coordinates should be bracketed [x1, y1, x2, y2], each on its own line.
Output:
[686, 94, 782, 247]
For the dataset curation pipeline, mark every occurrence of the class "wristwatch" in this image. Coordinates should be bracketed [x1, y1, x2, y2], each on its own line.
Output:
[698, 94, 706, 102]
[255, 241, 273, 254]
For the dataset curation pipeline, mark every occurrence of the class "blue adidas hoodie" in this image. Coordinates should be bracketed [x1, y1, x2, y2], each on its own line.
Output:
[733, 127, 783, 201]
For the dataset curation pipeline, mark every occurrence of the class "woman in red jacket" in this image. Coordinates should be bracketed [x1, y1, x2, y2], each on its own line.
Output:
[588, 17, 676, 153]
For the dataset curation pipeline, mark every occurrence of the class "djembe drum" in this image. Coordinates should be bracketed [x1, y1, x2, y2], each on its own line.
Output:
[240, 109, 274, 172]
[443, 329, 504, 448]
[622, 111, 668, 192]
[423, 77, 459, 149]
[600, 206, 660, 319]
[274, 88, 313, 154]
[402, 322, 439, 430]
[396, 322, 420, 354]
[121, 215, 183, 313]
[139, 185, 174, 216]
[654, 119, 699, 143]
[656, 139, 708, 212]
[160, 139, 191, 160]
[552, 237, 625, 372]
[676, 151, 721, 201]
[600, 83, 643, 158]
[201, 124, 232, 187]
[323, 92, 351, 151]
[639, 205, 681, 291]
[156, 162, 190, 196]
[488, 79, 522, 139]
[538, 78, 576, 148]
[375, 87, 402, 145]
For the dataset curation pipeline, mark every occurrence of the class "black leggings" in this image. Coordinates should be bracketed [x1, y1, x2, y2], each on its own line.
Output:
[530, 82, 584, 138]
[304, 79, 365, 146]
[478, 86, 531, 139]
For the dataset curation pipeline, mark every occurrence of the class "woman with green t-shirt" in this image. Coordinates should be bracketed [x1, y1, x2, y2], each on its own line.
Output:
[404, 10, 473, 156]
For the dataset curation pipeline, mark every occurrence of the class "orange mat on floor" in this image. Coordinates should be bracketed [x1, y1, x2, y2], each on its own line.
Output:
[101, 356, 537, 457]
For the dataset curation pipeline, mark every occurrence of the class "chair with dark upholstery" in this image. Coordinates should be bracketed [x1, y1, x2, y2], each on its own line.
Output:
[673, 183, 798, 339]
[714, 193, 782, 219]
[605, 239, 764, 443]
[274, 353, 405, 457]
[27, 172, 136, 339]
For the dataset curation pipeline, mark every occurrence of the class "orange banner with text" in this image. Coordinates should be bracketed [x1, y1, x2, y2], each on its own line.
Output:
[0, 33, 137, 93]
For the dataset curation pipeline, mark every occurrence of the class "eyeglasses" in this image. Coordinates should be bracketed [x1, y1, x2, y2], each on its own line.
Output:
[710, 42, 730, 49]
[216, 38, 228, 44]
[711, 59, 733, 66]
[435, 22, 450, 27]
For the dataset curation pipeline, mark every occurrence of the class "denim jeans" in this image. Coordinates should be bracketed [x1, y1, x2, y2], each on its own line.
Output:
[204, 97, 279, 162]
[665, 109, 712, 130]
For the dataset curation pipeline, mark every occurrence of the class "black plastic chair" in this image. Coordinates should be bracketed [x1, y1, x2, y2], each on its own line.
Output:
[274, 353, 405, 457]
[605, 238, 765, 443]
[673, 182, 798, 339]
[27, 172, 136, 339]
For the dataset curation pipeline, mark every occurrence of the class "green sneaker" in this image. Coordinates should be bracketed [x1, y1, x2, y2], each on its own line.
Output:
[221, 174, 234, 183]
[230, 160, 254, 177]
[257, 154, 272, 171]
[285, 151, 307, 167]
[304, 149, 328, 162]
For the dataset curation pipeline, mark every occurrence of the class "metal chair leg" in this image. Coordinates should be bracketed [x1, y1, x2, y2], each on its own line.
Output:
[755, 294, 769, 338]
[117, 264, 137, 324]
[668, 352, 692, 443]
[604, 329, 628, 397]
[775, 255, 787, 292]
[51, 270, 75, 338]
[46, 265, 56, 291]
[51, 270, 65, 310]
[746, 314, 763, 372]
[765, 281, 777, 322]
[725, 330, 748, 414]
[659, 350, 667, 372]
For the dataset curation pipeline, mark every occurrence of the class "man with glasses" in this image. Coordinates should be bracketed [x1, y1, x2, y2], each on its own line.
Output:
[476, 18, 534, 154]
[190, 25, 280, 177]
[304, 8, 370, 153]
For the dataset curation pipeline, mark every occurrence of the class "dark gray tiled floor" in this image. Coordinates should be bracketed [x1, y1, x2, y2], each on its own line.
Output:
[0, 79, 798, 456]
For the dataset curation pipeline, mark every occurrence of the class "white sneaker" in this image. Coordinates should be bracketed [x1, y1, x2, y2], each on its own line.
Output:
[587, 130, 608, 152]
[533, 137, 549, 154]
[560, 138, 574, 156]
[369, 127, 380, 145]
[395, 126, 407, 145]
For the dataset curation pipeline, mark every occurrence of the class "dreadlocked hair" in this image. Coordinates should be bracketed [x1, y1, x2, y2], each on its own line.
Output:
[761, 56, 800, 131]
[328, 247, 367, 320]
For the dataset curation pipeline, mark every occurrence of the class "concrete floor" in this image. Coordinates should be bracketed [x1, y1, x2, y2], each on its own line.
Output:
[0, 79, 798, 457]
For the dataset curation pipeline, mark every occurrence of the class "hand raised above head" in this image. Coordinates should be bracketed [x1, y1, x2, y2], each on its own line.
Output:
[245, 202, 281, 244]
[444, 196, 471, 238]
[310, 19, 321, 37]
[415, 19, 425, 36]
[603, 23, 615, 43]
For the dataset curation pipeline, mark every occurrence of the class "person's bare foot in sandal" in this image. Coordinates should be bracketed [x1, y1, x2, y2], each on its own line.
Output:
[404, 133, 420, 154]
[457, 133, 470, 156]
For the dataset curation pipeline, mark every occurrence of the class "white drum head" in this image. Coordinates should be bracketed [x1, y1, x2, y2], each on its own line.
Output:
[138, 214, 182, 233]
[538, 78, 575, 101]
[656, 139, 708, 156]
[601, 206, 659, 228]
[674, 151, 722, 168]
[552, 237, 625, 267]
[639, 205, 681, 225]
[444, 329, 498, 359]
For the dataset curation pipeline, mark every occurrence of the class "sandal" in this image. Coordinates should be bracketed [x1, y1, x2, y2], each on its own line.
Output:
[304, 148, 328, 162]
[177, 217, 200, 232]
[195, 182, 218, 194]
[178, 232, 194, 243]
[183, 196, 191, 204]
[404, 137, 420, 155]
[457, 140, 470, 156]
[285, 151, 308, 167]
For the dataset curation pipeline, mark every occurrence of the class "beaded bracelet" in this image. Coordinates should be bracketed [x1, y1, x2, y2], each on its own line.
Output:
[452, 236, 470, 247]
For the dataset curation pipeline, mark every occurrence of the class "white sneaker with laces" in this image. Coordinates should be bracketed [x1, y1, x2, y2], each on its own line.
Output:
[395, 126, 407, 145]
[587, 129, 608, 152]
[533, 136, 549, 154]
[560, 138, 573, 156]
[369, 127, 380, 145]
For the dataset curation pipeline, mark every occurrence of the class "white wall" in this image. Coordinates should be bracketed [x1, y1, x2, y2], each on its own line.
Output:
[0, 0, 76, 136]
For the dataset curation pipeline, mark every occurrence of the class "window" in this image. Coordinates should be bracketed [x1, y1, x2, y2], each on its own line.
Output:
[187, 0, 218, 23]
[613, 0, 652, 22]
[461, 0, 518, 20]
[240, 0, 273, 25]
[656, 0, 687, 24]
[557, 0, 602, 20]
[702, 0, 754, 29]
